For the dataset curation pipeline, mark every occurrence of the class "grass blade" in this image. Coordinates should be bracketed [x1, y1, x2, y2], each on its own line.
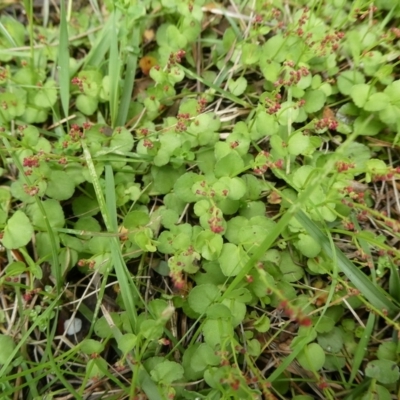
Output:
[116, 26, 141, 126]
[58, 0, 70, 122]
[348, 312, 375, 385]
[296, 210, 400, 315]
[81, 148, 139, 329]
[109, 11, 121, 128]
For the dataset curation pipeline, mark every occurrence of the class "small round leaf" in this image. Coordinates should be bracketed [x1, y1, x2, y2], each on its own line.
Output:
[365, 360, 399, 384]
[188, 283, 220, 314]
[297, 343, 326, 371]
[2, 210, 33, 249]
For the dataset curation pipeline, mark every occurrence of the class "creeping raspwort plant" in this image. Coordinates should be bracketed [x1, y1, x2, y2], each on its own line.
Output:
[0, 0, 400, 399]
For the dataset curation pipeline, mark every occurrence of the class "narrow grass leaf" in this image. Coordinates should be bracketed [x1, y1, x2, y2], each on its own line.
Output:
[58, 0, 70, 121]
[117, 26, 141, 126]
[389, 261, 400, 303]
[82, 16, 115, 69]
[105, 165, 138, 328]
[109, 11, 120, 128]
[296, 210, 399, 315]
[348, 312, 375, 385]
[0, 21, 17, 47]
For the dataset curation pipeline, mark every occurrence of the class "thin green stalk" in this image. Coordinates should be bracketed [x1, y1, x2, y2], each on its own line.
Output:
[109, 11, 121, 128]
[58, 0, 70, 123]
[116, 26, 141, 126]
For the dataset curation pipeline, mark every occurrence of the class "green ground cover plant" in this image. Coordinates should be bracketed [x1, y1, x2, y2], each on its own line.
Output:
[0, 0, 400, 399]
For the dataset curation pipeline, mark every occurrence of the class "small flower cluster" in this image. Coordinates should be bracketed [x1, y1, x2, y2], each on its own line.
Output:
[143, 138, 154, 148]
[71, 76, 85, 92]
[0, 66, 8, 81]
[23, 288, 41, 302]
[372, 167, 400, 182]
[315, 116, 338, 131]
[265, 96, 281, 114]
[253, 151, 284, 175]
[196, 97, 207, 113]
[390, 27, 400, 38]
[278, 300, 312, 327]
[77, 259, 96, 269]
[23, 184, 39, 196]
[335, 161, 355, 173]
[169, 269, 185, 290]
[341, 185, 365, 204]
[175, 112, 190, 133]
[208, 206, 225, 233]
[61, 124, 85, 150]
[137, 128, 149, 137]
[23, 155, 40, 168]
[319, 31, 345, 52]
[195, 180, 215, 198]
[167, 50, 186, 69]
[274, 65, 310, 87]
[354, 5, 378, 20]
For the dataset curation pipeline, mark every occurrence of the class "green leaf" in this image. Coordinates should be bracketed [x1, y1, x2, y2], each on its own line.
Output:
[364, 92, 390, 112]
[124, 211, 150, 228]
[337, 70, 365, 95]
[28, 199, 65, 230]
[80, 339, 104, 355]
[150, 360, 184, 383]
[109, 127, 134, 152]
[350, 83, 371, 108]
[241, 43, 259, 65]
[194, 230, 223, 261]
[262, 34, 286, 62]
[296, 343, 325, 371]
[296, 233, 321, 258]
[87, 357, 107, 380]
[140, 319, 163, 340]
[377, 342, 397, 361]
[188, 283, 220, 314]
[228, 77, 247, 96]
[365, 360, 399, 384]
[117, 333, 137, 354]
[354, 113, 384, 136]
[279, 251, 304, 282]
[253, 315, 271, 333]
[45, 170, 75, 201]
[151, 165, 184, 194]
[174, 172, 204, 203]
[254, 111, 279, 140]
[214, 151, 244, 178]
[76, 94, 98, 115]
[221, 297, 246, 327]
[202, 318, 233, 348]
[34, 79, 57, 108]
[277, 101, 299, 125]
[2, 210, 33, 249]
[0, 334, 16, 364]
[317, 327, 343, 353]
[288, 132, 310, 156]
[219, 243, 249, 276]
[190, 343, 221, 372]
[303, 89, 326, 113]
[94, 313, 121, 338]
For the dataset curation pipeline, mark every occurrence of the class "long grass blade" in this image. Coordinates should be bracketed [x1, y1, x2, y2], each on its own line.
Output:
[109, 11, 120, 128]
[58, 0, 70, 122]
[348, 312, 375, 385]
[296, 210, 399, 315]
[116, 26, 141, 126]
